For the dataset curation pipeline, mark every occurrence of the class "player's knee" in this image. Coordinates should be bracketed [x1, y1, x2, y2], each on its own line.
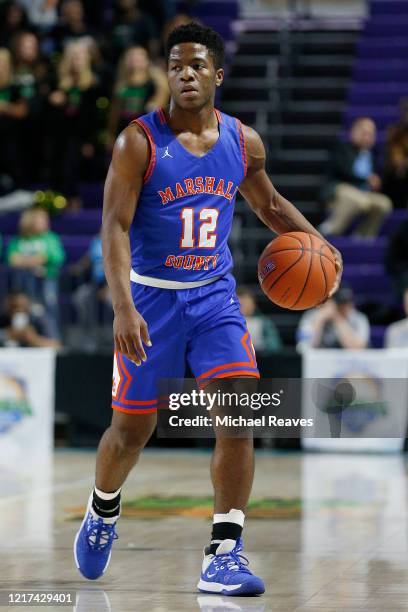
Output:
[110, 412, 157, 452]
[114, 425, 154, 453]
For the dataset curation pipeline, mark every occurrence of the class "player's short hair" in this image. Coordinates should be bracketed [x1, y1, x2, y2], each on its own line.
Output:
[166, 22, 225, 69]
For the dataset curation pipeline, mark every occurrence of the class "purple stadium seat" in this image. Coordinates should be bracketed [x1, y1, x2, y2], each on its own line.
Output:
[0, 209, 102, 239]
[190, 1, 239, 18]
[344, 108, 399, 129]
[380, 210, 408, 236]
[195, 17, 233, 40]
[370, 325, 386, 348]
[51, 210, 101, 236]
[342, 264, 393, 303]
[363, 20, 408, 37]
[60, 236, 91, 263]
[0, 213, 19, 235]
[348, 85, 408, 106]
[370, 0, 408, 17]
[78, 184, 103, 209]
[330, 237, 387, 265]
[353, 60, 408, 82]
[358, 39, 408, 60]
[188, 0, 238, 41]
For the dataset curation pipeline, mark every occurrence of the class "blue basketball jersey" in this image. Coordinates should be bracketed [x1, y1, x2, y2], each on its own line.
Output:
[129, 107, 247, 281]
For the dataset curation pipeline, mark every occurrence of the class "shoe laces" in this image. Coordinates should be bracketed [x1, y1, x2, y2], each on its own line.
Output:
[85, 514, 118, 552]
[213, 540, 251, 574]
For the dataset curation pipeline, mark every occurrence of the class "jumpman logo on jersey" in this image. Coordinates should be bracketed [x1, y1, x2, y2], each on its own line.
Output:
[162, 147, 173, 159]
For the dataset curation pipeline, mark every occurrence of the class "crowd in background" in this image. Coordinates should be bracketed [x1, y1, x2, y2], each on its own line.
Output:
[0, 0, 407, 350]
[0, 0, 193, 345]
[320, 111, 408, 238]
[0, 0, 196, 206]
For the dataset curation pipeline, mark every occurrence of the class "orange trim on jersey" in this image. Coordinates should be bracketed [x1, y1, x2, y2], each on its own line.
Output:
[196, 207, 219, 250]
[242, 331, 256, 364]
[214, 108, 222, 123]
[180, 207, 195, 248]
[117, 352, 132, 402]
[112, 404, 157, 414]
[157, 107, 167, 125]
[196, 332, 257, 381]
[116, 353, 154, 406]
[131, 118, 156, 183]
[198, 370, 260, 389]
[112, 351, 124, 401]
[236, 118, 248, 177]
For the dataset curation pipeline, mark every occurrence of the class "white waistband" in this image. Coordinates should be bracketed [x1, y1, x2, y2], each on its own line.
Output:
[130, 270, 222, 289]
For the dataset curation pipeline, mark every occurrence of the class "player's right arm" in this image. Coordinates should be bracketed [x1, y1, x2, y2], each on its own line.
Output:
[102, 124, 152, 365]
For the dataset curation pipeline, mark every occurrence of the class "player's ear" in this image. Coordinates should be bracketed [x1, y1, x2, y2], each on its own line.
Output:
[215, 68, 224, 87]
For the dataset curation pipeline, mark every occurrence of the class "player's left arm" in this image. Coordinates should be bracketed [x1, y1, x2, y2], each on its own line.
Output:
[239, 125, 343, 297]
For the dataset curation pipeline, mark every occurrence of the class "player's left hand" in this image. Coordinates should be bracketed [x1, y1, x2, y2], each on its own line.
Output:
[316, 244, 342, 306]
[327, 245, 343, 298]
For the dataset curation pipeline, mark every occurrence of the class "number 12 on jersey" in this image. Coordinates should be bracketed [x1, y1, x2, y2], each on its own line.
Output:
[180, 208, 219, 248]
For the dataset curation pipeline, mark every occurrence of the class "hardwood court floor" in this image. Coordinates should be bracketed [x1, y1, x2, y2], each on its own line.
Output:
[1, 449, 408, 611]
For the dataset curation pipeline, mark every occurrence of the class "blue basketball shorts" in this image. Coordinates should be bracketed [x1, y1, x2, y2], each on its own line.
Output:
[111, 274, 259, 414]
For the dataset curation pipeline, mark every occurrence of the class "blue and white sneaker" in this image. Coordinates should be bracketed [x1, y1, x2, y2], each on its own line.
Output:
[74, 494, 119, 580]
[197, 538, 265, 596]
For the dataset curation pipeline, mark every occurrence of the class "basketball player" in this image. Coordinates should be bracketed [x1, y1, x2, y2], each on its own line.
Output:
[74, 23, 342, 595]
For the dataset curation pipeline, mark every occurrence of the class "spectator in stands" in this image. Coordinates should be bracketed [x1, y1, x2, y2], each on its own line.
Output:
[140, 0, 177, 34]
[48, 41, 99, 208]
[297, 286, 370, 351]
[107, 46, 168, 146]
[71, 233, 112, 348]
[382, 99, 408, 209]
[109, 0, 159, 63]
[319, 117, 392, 237]
[0, 290, 60, 347]
[52, 0, 94, 52]
[385, 219, 408, 294]
[237, 286, 282, 353]
[10, 31, 50, 184]
[0, 2, 29, 48]
[385, 286, 408, 348]
[6, 207, 65, 338]
[162, 14, 198, 57]
[18, 0, 59, 31]
[0, 47, 28, 192]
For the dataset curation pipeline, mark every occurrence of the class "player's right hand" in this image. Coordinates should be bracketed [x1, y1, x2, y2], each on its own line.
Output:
[113, 305, 152, 366]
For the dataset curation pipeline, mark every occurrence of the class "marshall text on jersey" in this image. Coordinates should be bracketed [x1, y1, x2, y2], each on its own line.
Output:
[129, 107, 247, 282]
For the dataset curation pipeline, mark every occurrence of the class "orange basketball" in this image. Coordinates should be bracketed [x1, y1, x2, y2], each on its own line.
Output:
[258, 232, 337, 310]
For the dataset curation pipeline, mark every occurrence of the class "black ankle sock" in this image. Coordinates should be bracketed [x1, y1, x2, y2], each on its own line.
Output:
[209, 522, 243, 555]
[92, 489, 121, 519]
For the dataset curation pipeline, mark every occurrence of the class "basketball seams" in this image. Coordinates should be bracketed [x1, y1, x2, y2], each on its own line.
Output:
[259, 232, 338, 309]
[260, 247, 334, 265]
[283, 232, 304, 249]
[263, 250, 304, 294]
[290, 233, 314, 309]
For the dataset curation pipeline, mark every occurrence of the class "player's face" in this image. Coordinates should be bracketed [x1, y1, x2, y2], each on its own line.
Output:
[167, 43, 224, 110]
